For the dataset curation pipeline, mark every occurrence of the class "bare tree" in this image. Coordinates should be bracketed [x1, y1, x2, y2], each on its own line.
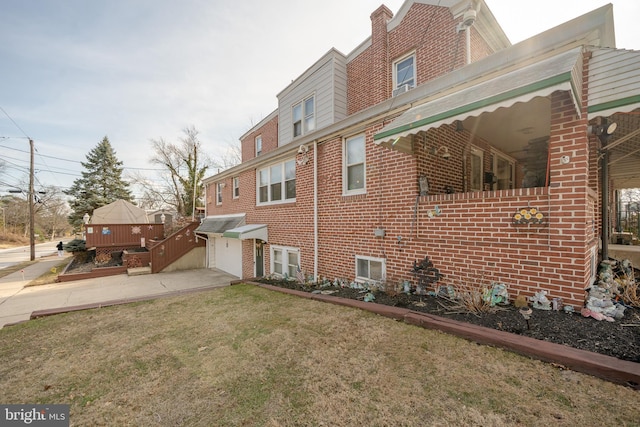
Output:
[35, 186, 73, 239]
[219, 141, 242, 170]
[148, 126, 212, 217]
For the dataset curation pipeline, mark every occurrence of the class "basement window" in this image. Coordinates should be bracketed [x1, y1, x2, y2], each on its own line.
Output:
[355, 255, 385, 283]
[271, 245, 300, 278]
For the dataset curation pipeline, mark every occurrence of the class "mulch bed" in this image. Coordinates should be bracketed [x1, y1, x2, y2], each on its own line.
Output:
[259, 279, 640, 363]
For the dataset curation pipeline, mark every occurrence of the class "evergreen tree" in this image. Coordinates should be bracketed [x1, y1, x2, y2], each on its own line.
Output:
[65, 136, 133, 227]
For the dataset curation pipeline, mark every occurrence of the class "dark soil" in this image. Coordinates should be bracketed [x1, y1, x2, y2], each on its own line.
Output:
[64, 250, 123, 273]
[258, 278, 640, 363]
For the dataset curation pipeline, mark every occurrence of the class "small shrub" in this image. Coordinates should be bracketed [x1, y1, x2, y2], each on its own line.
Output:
[439, 268, 508, 316]
[615, 260, 640, 307]
[64, 239, 86, 253]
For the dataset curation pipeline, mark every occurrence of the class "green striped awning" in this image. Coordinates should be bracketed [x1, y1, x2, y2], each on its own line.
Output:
[222, 224, 268, 241]
[374, 47, 583, 149]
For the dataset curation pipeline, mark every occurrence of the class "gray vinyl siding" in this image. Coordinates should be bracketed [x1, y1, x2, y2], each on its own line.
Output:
[278, 50, 347, 147]
[589, 48, 640, 109]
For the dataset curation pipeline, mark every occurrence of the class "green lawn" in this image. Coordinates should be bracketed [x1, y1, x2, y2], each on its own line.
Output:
[1, 284, 638, 426]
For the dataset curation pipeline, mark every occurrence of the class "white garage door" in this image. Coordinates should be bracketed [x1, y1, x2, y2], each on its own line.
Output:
[213, 237, 242, 278]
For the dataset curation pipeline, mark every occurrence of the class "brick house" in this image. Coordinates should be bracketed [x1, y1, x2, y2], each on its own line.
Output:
[199, 0, 640, 308]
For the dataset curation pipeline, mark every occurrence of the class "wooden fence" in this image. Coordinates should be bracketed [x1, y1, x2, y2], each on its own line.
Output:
[85, 223, 164, 248]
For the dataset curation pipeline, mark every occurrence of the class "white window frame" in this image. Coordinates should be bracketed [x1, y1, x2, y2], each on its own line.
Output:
[355, 255, 386, 283]
[233, 176, 240, 199]
[393, 52, 416, 90]
[270, 245, 300, 278]
[257, 159, 296, 205]
[469, 146, 484, 192]
[343, 134, 366, 195]
[492, 151, 515, 191]
[293, 94, 315, 138]
[255, 135, 262, 156]
[216, 182, 223, 205]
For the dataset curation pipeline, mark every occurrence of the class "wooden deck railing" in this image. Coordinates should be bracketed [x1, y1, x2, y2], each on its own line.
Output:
[149, 222, 205, 273]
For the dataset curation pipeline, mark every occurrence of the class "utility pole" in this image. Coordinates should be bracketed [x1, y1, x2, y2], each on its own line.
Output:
[29, 138, 35, 261]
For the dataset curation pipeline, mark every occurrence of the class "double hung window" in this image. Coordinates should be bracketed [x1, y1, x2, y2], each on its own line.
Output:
[216, 182, 223, 205]
[344, 134, 365, 194]
[271, 246, 300, 278]
[233, 177, 240, 198]
[393, 53, 416, 90]
[255, 135, 262, 156]
[293, 95, 315, 137]
[257, 160, 296, 204]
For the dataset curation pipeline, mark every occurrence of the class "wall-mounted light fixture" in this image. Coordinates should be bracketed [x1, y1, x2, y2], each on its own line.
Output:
[589, 121, 617, 144]
[297, 145, 310, 165]
[431, 146, 451, 159]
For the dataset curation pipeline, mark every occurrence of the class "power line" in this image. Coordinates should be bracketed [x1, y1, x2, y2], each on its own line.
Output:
[0, 106, 30, 139]
[0, 142, 164, 172]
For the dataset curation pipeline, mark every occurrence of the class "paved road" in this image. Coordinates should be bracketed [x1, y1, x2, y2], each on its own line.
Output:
[0, 241, 62, 270]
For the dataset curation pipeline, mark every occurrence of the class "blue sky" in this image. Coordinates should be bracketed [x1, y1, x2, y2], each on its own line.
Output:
[1, 0, 639, 199]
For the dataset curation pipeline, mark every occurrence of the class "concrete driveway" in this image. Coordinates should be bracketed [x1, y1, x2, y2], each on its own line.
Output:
[0, 256, 236, 328]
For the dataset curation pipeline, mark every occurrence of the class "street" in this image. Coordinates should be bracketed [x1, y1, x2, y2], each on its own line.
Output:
[0, 241, 61, 270]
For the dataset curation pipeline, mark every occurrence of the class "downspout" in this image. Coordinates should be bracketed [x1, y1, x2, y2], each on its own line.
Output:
[313, 140, 319, 281]
[200, 183, 210, 267]
[601, 148, 609, 260]
[466, 27, 471, 65]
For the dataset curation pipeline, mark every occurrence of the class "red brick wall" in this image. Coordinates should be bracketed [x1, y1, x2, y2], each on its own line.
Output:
[207, 6, 598, 309]
[206, 147, 315, 279]
[347, 3, 498, 114]
[313, 89, 592, 308]
[315, 123, 419, 282]
[240, 114, 279, 162]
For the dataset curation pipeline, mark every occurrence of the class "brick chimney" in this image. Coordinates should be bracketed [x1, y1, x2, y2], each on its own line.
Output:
[370, 5, 393, 104]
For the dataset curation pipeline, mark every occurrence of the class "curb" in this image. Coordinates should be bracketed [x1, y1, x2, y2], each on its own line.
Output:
[252, 282, 640, 390]
[24, 284, 228, 321]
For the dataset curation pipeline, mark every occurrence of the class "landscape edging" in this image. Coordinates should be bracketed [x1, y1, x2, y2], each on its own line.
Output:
[250, 282, 640, 389]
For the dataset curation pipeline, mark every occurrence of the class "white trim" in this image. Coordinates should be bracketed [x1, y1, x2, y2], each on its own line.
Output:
[491, 151, 515, 191]
[216, 182, 223, 205]
[393, 51, 416, 90]
[355, 255, 386, 283]
[469, 147, 484, 192]
[293, 94, 316, 138]
[255, 135, 262, 157]
[232, 176, 240, 199]
[343, 134, 366, 195]
[256, 159, 297, 205]
[270, 245, 300, 278]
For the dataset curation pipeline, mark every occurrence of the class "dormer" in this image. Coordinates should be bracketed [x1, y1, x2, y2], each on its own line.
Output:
[277, 48, 348, 147]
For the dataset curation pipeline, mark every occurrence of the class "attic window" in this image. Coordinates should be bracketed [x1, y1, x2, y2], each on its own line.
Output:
[293, 95, 315, 138]
[255, 135, 262, 156]
[393, 53, 416, 92]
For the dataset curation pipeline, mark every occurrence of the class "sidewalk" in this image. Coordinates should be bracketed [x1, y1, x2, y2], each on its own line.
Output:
[0, 256, 236, 328]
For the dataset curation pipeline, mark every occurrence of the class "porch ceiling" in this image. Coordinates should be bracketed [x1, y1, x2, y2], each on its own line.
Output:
[459, 97, 551, 162]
